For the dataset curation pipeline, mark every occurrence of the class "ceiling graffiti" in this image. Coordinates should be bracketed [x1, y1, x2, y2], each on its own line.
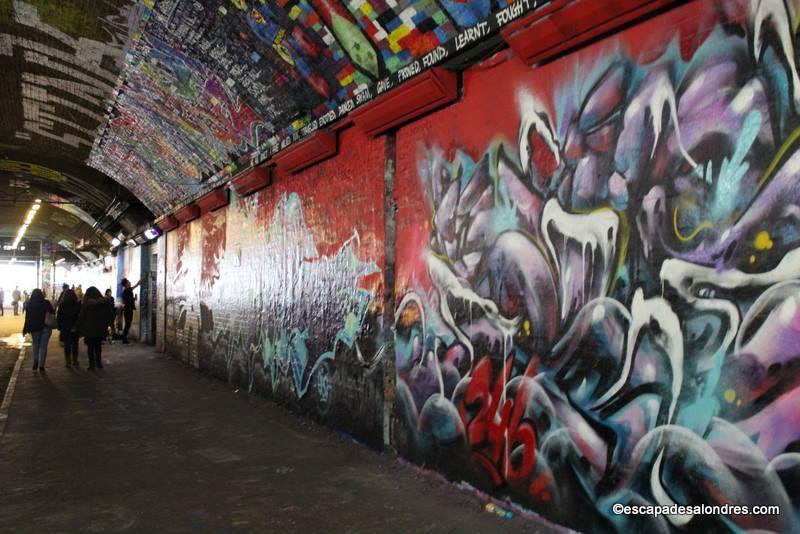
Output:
[3, 0, 534, 220]
[0, 0, 154, 238]
[0, 0, 138, 159]
[88, 0, 522, 215]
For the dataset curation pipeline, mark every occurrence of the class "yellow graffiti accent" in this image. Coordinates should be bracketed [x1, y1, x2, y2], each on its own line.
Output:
[273, 29, 295, 66]
[673, 207, 713, 242]
[609, 209, 630, 296]
[229, 0, 247, 10]
[758, 125, 800, 188]
[724, 389, 736, 403]
[749, 255, 756, 264]
[523, 320, 531, 336]
[754, 231, 774, 250]
[0, 160, 63, 182]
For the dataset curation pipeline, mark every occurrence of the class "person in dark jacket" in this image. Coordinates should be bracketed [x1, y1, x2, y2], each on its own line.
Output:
[57, 289, 81, 368]
[22, 289, 55, 372]
[120, 278, 141, 344]
[74, 287, 114, 370]
[56, 283, 69, 308]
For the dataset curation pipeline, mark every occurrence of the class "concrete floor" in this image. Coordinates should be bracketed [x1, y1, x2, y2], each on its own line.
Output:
[0, 314, 561, 533]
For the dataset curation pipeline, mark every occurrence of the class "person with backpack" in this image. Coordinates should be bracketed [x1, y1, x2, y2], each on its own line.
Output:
[57, 288, 81, 368]
[22, 289, 55, 372]
[74, 287, 114, 370]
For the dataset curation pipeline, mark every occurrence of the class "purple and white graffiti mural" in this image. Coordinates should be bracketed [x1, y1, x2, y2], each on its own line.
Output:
[394, 0, 800, 530]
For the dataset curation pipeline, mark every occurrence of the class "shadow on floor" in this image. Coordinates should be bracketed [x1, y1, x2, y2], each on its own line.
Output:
[0, 339, 564, 533]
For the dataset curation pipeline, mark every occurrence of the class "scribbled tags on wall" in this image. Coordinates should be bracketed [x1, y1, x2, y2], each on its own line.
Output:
[88, 0, 493, 216]
[168, 190, 382, 418]
[0, 0, 136, 156]
[396, 1, 800, 531]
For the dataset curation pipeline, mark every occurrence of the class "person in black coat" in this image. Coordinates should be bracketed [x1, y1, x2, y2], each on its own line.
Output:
[22, 289, 55, 372]
[74, 287, 114, 370]
[57, 289, 81, 368]
[120, 278, 141, 344]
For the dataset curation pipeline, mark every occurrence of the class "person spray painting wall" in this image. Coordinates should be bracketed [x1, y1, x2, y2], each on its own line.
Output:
[121, 277, 142, 345]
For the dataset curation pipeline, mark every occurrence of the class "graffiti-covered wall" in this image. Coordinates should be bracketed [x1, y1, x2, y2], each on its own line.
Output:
[393, 0, 800, 531]
[165, 127, 387, 445]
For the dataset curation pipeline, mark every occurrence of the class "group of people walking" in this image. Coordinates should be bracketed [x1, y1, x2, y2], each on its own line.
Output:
[0, 286, 31, 316]
[21, 278, 141, 372]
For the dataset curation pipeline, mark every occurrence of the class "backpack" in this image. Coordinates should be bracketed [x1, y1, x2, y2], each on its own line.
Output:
[44, 300, 57, 328]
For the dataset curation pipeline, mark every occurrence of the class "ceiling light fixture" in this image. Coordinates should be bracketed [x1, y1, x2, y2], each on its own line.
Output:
[13, 200, 41, 249]
[144, 227, 162, 240]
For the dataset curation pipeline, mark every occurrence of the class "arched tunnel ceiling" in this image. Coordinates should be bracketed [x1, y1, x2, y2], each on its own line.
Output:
[0, 197, 101, 248]
[91, 0, 505, 216]
[4, 0, 514, 218]
[0, 0, 154, 239]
